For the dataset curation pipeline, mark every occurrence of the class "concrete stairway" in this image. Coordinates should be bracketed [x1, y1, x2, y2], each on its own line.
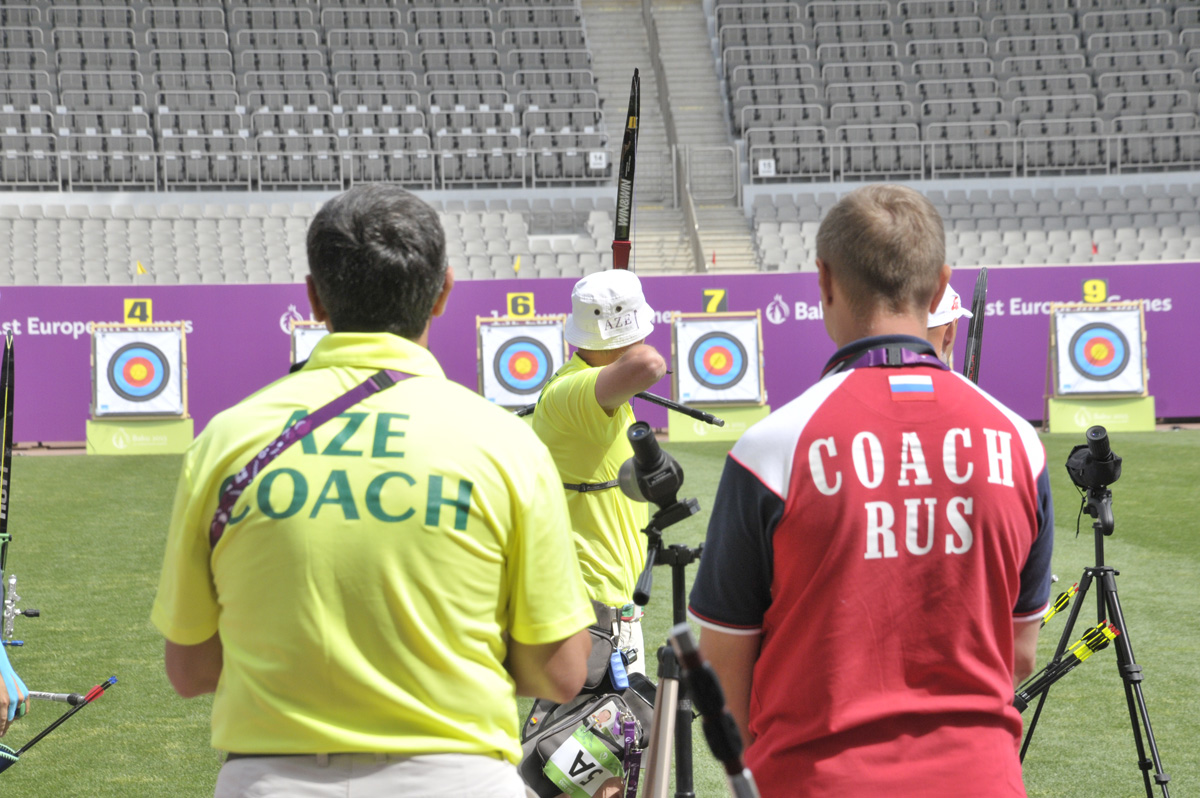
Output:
[649, 1, 758, 272]
[580, 0, 693, 273]
[694, 205, 758, 273]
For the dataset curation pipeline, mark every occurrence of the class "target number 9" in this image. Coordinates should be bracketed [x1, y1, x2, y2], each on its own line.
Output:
[1082, 279, 1108, 304]
[507, 293, 535, 318]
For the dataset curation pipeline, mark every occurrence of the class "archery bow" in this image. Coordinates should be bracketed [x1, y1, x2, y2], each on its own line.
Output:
[962, 268, 988, 384]
[612, 69, 639, 271]
[0, 335, 36, 649]
[594, 70, 724, 426]
[0, 333, 13, 579]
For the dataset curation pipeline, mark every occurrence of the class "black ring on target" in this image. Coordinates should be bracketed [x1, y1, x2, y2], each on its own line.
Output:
[493, 336, 554, 395]
[107, 342, 170, 402]
[688, 332, 748, 391]
[1067, 322, 1130, 382]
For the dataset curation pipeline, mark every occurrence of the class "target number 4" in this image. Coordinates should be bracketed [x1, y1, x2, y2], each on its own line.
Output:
[124, 299, 153, 324]
[703, 289, 728, 313]
[1082, 279, 1108, 304]
[507, 293, 535, 318]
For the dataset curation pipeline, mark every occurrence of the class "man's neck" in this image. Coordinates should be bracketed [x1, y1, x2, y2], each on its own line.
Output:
[833, 315, 929, 348]
[576, 347, 625, 367]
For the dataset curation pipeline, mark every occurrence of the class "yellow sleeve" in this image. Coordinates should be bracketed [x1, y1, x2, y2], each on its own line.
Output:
[150, 447, 221, 645]
[505, 440, 596, 645]
[539, 367, 621, 449]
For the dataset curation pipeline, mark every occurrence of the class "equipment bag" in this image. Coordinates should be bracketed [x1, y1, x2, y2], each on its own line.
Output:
[519, 673, 656, 798]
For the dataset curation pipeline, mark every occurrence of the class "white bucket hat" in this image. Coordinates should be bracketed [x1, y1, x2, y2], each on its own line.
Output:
[564, 270, 655, 350]
[928, 284, 973, 328]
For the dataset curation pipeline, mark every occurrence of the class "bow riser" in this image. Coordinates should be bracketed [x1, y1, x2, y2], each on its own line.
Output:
[612, 69, 640, 270]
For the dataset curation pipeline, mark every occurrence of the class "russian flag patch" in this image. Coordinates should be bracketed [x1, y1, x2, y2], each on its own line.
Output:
[889, 375, 936, 401]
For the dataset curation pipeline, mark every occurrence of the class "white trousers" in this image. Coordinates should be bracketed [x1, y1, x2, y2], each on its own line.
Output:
[615, 614, 646, 677]
[214, 752, 536, 798]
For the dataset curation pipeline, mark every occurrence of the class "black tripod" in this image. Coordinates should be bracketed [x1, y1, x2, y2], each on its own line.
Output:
[1021, 428, 1170, 797]
[636, 530, 701, 798]
[617, 421, 702, 798]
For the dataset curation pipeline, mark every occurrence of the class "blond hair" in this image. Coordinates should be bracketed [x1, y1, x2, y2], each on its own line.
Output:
[815, 184, 945, 316]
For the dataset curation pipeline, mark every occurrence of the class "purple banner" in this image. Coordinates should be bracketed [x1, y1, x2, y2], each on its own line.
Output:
[0, 263, 1194, 443]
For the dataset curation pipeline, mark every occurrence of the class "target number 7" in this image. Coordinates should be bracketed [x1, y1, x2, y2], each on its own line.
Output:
[507, 293, 535, 318]
[703, 289, 728, 313]
[124, 299, 152, 324]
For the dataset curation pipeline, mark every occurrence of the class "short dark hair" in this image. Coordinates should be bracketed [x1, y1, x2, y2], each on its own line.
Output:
[306, 185, 447, 339]
[816, 184, 945, 317]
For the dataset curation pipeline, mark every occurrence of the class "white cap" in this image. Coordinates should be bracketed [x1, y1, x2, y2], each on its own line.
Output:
[928, 285, 973, 328]
[564, 270, 655, 350]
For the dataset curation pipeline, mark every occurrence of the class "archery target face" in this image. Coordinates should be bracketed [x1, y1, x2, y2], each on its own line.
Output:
[93, 327, 186, 416]
[1069, 323, 1129, 381]
[1053, 306, 1146, 396]
[494, 336, 553, 395]
[109, 343, 170, 401]
[479, 320, 565, 407]
[674, 316, 764, 404]
[688, 332, 748, 390]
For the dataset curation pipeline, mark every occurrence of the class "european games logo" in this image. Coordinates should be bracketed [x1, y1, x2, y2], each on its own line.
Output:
[111, 428, 132, 450]
[766, 294, 790, 325]
[279, 304, 304, 334]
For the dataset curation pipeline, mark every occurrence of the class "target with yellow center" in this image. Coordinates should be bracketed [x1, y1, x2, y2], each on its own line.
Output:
[688, 332, 748, 390]
[108, 343, 170, 401]
[1068, 322, 1129, 381]
[493, 336, 553, 395]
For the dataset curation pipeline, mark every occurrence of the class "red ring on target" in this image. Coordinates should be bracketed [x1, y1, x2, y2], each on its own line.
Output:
[1083, 339, 1115, 367]
[703, 346, 735, 376]
[123, 357, 155, 387]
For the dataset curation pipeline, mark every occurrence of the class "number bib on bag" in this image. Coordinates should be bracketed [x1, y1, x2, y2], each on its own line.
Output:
[543, 726, 624, 798]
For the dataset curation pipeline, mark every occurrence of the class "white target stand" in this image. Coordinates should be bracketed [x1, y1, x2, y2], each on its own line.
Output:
[290, 319, 330, 366]
[1045, 302, 1155, 433]
[476, 316, 568, 408]
[668, 311, 770, 442]
[85, 322, 194, 455]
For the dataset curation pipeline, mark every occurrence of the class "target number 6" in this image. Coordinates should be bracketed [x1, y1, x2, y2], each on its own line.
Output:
[507, 293, 535, 318]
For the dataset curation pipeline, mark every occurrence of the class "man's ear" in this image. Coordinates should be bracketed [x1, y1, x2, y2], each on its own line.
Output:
[928, 263, 952, 315]
[430, 265, 455, 318]
[815, 257, 834, 306]
[306, 275, 332, 331]
[943, 317, 959, 359]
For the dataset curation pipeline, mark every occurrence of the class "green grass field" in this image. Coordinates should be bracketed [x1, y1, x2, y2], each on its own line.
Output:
[1, 432, 1196, 796]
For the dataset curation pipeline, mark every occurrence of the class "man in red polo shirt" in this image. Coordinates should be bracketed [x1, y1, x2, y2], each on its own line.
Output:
[689, 185, 1053, 798]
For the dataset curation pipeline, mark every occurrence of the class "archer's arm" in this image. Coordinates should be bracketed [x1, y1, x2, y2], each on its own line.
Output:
[594, 344, 666, 412]
[507, 628, 592, 704]
[165, 633, 223, 698]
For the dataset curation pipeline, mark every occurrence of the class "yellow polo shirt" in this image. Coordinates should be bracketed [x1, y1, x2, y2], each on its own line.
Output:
[531, 353, 650, 607]
[151, 333, 594, 763]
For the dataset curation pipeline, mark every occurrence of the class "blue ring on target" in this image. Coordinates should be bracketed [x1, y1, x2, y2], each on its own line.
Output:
[107, 342, 170, 402]
[688, 332, 748, 390]
[493, 336, 553, 395]
[1067, 322, 1130, 382]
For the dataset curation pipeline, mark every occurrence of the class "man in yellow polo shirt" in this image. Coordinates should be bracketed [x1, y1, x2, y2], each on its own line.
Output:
[531, 270, 667, 676]
[152, 185, 594, 798]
